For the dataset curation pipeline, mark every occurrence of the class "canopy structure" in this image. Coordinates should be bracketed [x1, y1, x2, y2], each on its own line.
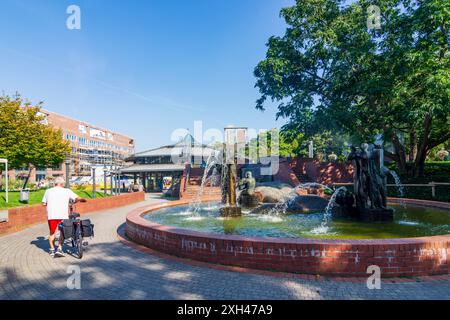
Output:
[126, 134, 218, 163]
[121, 164, 185, 174]
[122, 134, 218, 194]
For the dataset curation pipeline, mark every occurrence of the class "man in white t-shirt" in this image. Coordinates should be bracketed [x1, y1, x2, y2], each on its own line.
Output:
[42, 177, 83, 257]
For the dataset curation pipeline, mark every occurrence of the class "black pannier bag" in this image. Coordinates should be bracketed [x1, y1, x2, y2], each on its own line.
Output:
[59, 220, 74, 240]
[81, 219, 94, 238]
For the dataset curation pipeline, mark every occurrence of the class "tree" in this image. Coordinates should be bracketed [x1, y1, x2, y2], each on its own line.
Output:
[0, 94, 71, 188]
[254, 0, 450, 177]
[246, 129, 305, 160]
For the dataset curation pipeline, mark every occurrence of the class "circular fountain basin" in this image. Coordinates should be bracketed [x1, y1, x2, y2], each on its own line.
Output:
[125, 199, 450, 277]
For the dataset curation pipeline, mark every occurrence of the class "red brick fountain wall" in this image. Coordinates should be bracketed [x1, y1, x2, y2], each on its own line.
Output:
[0, 192, 145, 235]
[126, 200, 450, 278]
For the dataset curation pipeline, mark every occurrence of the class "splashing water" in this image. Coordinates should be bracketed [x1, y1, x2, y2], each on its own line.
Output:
[311, 187, 347, 234]
[267, 188, 298, 216]
[385, 168, 406, 210]
[189, 153, 218, 215]
[206, 168, 221, 209]
[387, 169, 405, 198]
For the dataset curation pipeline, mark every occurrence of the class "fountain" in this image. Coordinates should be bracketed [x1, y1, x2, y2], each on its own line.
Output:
[126, 138, 450, 278]
[189, 140, 403, 224]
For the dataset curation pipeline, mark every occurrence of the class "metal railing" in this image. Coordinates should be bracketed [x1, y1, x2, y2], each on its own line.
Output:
[331, 182, 450, 198]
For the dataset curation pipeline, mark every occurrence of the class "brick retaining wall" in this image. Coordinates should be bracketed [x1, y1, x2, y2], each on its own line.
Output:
[289, 158, 354, 184]
[126, 199, 450, 277]
[0, 192, 145, 235]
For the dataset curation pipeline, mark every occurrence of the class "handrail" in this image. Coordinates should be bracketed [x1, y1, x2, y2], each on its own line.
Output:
[330, 181, 450, 198]
[184, 164, 191, 192]
[331, 182, 450, 186]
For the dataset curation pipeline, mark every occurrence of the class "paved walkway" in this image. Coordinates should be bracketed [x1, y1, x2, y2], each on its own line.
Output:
[0, 195, 449, 300]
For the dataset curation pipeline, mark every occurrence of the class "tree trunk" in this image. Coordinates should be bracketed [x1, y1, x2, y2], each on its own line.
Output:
[22, 165, 33, 189]
[408, 130, 416, 162]
[412, 115, 432, 178]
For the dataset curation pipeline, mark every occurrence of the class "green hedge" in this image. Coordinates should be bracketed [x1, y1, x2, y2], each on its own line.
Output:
[386, 161, 450, 182]
[387, 185, 450, 203]
[386, 161, 450, 202]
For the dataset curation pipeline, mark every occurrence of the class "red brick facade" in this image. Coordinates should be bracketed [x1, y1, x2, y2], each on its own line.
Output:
[0, 192, 145, 235]
[7, 108, 136, 182]
[126, 199, 450, 278]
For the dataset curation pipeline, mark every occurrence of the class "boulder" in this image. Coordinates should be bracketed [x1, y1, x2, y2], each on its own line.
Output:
[286, 195, 329, 213]
[254, 186, 292, 203]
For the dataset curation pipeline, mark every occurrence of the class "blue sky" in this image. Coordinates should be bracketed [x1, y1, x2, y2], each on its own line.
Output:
[0, 0, 294, 150]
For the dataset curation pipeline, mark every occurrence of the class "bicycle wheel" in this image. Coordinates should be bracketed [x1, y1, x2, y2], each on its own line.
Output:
[76, 225, 83, 259]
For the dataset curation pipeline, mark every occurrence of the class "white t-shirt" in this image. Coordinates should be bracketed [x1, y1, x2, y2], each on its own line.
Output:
[42, 187, 79, 220]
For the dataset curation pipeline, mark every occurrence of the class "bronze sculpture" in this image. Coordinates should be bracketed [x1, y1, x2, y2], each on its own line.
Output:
[344, 143, 393, 221]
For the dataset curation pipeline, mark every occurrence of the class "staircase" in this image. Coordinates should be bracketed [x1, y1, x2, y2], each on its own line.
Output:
[287, 159, 313, 184]
[180, 167, 222, 201]
[182, 184, 222, 201]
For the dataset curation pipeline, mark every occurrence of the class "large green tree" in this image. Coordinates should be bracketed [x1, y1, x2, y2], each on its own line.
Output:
[246, 129, 304, 159]
[254, 0, 450, 177]
[0, 94, 71, 188]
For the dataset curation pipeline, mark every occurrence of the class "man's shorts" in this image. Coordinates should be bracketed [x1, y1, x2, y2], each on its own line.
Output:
[48, 219, 63, 235]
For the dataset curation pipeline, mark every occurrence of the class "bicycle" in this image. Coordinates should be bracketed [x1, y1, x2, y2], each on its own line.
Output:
[57, 199, 91, 259]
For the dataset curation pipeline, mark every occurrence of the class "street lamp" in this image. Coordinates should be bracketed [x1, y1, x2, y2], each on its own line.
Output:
[308, 141, 314, 158]
[374, 134, 384, 170]
[65, 157, 71, 188]
[118, 167, 121, 195]
[92, 166, 97, 199]
[103, 165, 107, 197]
[110, 167, 115, 196]
[0, 158, 8, 203]
[116, 166, 120, 196]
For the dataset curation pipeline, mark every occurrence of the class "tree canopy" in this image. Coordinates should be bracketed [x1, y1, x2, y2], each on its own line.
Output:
[0, 94, 71, 186]
[254, 0, 450, 176]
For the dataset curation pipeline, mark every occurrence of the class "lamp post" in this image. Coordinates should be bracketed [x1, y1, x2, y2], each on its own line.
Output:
[92, 166, 96, 199]
[374, 134, 384, 170]
[116, 166, 120, 195]
[118, 167, 121, 195]
[103, 165, 107, 197]
[110, 168, 114, 196]
[65, 158, 71, 188]
[308, 141, 314, 158]
[0, 158, 8, 203]
[111, 155, 116, 196]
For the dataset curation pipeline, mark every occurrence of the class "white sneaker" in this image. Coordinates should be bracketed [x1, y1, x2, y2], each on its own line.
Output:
[54, 248, 65, 257]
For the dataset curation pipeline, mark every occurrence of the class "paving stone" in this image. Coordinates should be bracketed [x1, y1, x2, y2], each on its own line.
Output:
[0, 195, 449, 300]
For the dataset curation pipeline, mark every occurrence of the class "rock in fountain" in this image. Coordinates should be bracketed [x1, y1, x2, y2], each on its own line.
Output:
[252, 184, 293, 203]
[247, 182, 330, 215]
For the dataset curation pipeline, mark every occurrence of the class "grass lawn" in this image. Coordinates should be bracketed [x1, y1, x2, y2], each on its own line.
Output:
[0, 189, 110, 209]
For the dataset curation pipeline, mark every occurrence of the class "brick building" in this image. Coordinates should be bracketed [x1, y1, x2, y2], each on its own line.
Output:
[9, 109, 135, 184]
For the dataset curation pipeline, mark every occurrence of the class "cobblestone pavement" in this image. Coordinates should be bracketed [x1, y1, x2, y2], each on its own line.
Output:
[0, 195, 449, 300]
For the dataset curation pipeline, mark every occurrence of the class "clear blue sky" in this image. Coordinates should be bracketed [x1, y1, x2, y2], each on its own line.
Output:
[0, 0, 294, 150]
